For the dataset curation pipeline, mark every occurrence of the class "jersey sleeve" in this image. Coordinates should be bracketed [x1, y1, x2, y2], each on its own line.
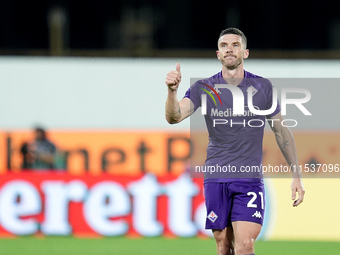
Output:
[183, 82, 201, 112]
[265, 82, 281, 118]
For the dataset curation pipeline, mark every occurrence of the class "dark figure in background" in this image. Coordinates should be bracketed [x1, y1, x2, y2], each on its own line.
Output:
[20, 127, 57, 170]
[20, 142, 34, 169]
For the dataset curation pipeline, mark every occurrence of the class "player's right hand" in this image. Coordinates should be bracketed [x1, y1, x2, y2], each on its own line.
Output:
[165, 63, 181, 92]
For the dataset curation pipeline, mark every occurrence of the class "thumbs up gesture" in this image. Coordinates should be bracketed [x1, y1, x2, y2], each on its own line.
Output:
[165, 63, 181, 92]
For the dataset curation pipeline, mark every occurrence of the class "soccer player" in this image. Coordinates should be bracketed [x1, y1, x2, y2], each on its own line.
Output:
[165, 28, 305, 255]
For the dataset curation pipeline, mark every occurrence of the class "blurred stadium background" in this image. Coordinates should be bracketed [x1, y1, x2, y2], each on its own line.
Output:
[1, 1, 340, 254]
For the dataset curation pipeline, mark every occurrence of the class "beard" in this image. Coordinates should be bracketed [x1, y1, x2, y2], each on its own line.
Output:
[220, 56, 242, 70]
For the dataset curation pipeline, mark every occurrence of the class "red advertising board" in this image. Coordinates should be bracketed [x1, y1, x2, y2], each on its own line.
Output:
[0, 173, 208, 238]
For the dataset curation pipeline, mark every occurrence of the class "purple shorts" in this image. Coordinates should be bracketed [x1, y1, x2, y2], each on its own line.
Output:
[204, 181, 265, 229]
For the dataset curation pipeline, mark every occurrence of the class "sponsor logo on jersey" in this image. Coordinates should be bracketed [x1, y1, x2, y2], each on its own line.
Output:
[252, 211, 262, 219]
[207, 210, 218, 223]
[198, 82, 223, 107]
[210, 106, 259, 117]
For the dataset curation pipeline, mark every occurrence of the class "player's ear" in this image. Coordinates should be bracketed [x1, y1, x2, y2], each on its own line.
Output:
[243, 49, 249, 59]
[216, 50, 221, 60]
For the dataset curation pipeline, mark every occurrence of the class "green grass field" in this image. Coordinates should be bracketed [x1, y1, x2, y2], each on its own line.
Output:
[0, 237, 339, 255]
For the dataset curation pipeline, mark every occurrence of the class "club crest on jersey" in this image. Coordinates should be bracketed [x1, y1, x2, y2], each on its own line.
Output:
[207, 211, 218, 223]
[249, 85, 258, 96]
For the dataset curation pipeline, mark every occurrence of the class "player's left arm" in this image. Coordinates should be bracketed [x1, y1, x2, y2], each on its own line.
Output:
[267, 112, 305, 207]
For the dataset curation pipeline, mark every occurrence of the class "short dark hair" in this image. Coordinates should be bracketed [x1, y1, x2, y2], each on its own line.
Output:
[218, 28, 247, 48]
[35, 126, 46, 139]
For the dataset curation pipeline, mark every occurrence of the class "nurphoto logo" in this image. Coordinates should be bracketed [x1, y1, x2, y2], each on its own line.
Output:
[199, 83, 311, 128]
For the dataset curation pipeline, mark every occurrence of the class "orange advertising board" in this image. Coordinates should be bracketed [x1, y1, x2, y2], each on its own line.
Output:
[0, 130, 191, 176]
[1, 130, 339, 177]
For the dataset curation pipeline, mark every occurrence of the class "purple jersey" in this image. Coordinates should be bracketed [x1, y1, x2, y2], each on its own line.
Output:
[184, 70, 280, 182]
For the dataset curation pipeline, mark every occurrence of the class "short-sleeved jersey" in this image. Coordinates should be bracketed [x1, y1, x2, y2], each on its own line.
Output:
[32, 139, 57, 169]
[184, 70, 280, 182]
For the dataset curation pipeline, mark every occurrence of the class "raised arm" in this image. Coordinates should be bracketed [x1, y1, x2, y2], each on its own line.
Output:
[267, 112, 305, 207]
[165, 63, 194, 124]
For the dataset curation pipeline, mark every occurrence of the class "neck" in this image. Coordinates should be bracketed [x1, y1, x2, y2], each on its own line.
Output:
[222, 63, 245, 85]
